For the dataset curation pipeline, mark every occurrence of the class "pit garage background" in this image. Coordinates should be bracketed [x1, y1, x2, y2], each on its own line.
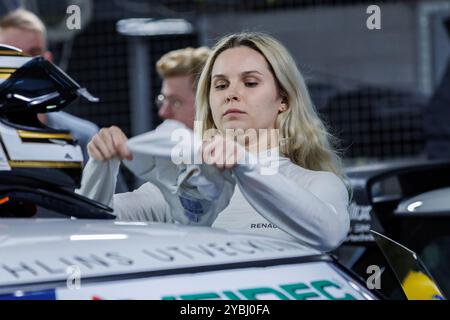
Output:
[1, 0, 449, 188]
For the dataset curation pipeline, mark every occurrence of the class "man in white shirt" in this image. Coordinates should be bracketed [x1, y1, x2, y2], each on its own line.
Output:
[78, 47, 213, 213]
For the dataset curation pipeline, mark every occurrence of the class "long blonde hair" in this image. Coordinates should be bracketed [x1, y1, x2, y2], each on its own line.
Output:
[195, 32, 343, 176]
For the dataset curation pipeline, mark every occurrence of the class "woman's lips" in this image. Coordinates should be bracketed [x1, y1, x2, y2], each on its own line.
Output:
[223, 108, 246, 117]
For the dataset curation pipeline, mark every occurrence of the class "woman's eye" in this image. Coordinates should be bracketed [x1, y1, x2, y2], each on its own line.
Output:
[214, 83, 227, 90]
[245, 82, 258, 87]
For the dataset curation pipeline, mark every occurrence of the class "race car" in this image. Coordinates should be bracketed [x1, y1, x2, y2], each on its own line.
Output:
[0, 215, 445, 300]
[339, 159, 450, 298]
[0, 218, 381, 300]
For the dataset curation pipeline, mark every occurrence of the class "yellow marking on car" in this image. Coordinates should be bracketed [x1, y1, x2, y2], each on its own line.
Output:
[17, 130, 74, 140]
[8, 161, 82, 169]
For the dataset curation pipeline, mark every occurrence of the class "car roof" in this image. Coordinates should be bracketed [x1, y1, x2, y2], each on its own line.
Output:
[0, 219, 322, 289]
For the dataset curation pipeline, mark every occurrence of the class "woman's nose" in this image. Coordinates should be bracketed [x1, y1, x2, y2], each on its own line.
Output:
[225, 90, 241, 103]
[158, 102, 173, 120]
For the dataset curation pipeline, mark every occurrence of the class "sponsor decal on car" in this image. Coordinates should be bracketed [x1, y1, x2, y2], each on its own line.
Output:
[0, 237, 314, 287]
[55, 262, 375, 300]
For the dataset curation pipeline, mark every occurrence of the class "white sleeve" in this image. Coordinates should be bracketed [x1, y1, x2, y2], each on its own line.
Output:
[76, 120, 183, 206]
[232, 161, 350, 252]
[176, 163, 236, 225]
[113, 182, 172, 222]
[75, 156, 170, 221]
[75, 157, 120, 207]
[122, 120, 235, 226]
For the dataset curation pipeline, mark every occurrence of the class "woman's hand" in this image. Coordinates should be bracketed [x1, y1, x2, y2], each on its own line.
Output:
[201, 134, 246, 170]
[87, 126, 132, 161]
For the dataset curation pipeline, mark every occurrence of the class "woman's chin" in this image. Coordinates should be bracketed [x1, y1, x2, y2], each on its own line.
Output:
[222, 121, 250, 132]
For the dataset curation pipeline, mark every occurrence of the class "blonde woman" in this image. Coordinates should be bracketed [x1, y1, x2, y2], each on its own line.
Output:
[78, 33, 350, 252]
[195, 32, 349, 251]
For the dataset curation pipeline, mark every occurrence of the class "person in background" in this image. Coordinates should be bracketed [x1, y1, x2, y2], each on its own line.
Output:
[155, 47, 211, 129]
[83, 46, 211, 189]
[424, 17, 450, 160]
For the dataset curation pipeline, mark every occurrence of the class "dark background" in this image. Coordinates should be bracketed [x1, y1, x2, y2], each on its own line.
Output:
[1, 0, 449, 163]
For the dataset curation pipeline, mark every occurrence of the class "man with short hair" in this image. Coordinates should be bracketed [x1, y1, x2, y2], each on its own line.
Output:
[0, 8, 51, 59]
[154, 47, 211, 129]
[85, 46, 211, 161]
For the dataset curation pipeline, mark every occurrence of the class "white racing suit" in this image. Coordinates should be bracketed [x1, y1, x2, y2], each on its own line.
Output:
[77, 120, 350, 252]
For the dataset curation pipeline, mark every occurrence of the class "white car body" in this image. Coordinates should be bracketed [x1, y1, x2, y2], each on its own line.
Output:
[0, 219, 377, 300]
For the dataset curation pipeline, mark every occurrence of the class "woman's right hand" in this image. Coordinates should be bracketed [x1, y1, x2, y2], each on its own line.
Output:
[87, 126, 133, 161]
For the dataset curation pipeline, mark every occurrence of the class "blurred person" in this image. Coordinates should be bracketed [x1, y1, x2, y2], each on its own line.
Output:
[424, 17, 450, 160]
[155, 47, 212, 129]
[0, 8, 128, 192]
[424, 59, 450, 160]
[81, 46, 210, 192]
[78, 33, 349, 252]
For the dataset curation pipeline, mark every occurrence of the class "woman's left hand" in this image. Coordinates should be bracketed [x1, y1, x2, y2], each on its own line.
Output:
[201, 134, 246, 170]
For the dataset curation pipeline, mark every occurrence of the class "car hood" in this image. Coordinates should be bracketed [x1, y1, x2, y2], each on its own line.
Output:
[0, 219, 321, 288]
[396, 187, 450, 215]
